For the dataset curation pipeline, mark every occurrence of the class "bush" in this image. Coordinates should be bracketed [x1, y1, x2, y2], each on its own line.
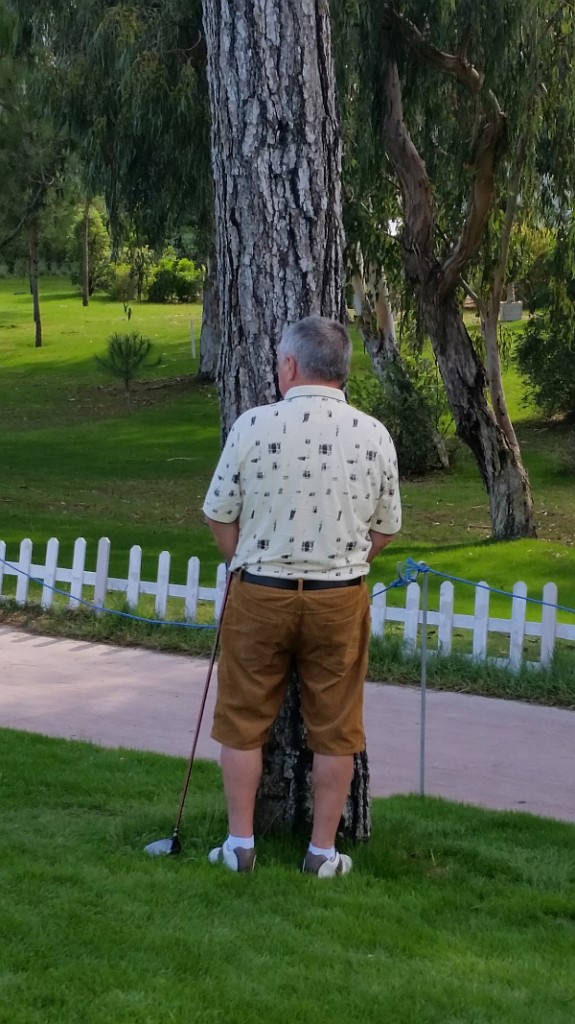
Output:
[147, 257, 203, 303]
[515, 221, 575, 419]
[516, 313, 575, 419]
[106, 263, 136, 304]
[348, 357, 450, 476]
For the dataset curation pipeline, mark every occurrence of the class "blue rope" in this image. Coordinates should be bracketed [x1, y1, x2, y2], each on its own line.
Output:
[394, 558, 575, 617]
[0, 556, 217, 630]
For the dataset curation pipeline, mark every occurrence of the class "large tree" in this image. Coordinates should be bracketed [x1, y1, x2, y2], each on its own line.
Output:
[203, 0, 369, 839]
[333, 0, 575, 539]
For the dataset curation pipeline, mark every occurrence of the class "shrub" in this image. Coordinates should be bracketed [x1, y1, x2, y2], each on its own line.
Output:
[147, 257, 203, 303]
[348, 357, 450, 476]
[515, 220, 575, 420]
[95, 332, 162, 413]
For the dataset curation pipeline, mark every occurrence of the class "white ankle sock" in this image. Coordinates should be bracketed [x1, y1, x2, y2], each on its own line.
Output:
[227, 834, 255, 850]
[308, 843, 336, 860]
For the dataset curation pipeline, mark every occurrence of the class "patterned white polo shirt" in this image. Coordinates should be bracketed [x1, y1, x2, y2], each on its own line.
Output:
[203, 385, 401, 579]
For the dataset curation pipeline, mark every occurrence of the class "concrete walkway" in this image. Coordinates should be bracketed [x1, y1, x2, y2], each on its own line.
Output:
[1, 625, 574, 824]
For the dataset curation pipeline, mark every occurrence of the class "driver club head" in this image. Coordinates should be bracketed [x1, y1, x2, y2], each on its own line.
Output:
[144, 834, 182, 857]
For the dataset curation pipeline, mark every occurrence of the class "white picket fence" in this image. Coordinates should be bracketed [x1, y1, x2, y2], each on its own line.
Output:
[1, 536, 575, 671]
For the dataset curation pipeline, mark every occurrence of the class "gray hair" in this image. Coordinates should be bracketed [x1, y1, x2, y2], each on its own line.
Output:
[278, 315, 352, 382]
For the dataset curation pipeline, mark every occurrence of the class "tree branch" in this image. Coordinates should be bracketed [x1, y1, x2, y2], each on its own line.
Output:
[380, 48, 435, 275]
[384, 7, 506, 298]
[0, 182, 48, 251]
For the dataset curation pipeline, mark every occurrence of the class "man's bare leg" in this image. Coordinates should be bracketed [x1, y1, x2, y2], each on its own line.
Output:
[310, 753, 354, 849]
[220, 745, 262, 838]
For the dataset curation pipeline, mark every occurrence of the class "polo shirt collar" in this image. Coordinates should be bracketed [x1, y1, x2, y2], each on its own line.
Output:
[284, 385, 347, 402]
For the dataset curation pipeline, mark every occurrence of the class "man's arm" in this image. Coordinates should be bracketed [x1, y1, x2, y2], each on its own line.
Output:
[205, 517, 240, 563]
[368, 530, 396, 562]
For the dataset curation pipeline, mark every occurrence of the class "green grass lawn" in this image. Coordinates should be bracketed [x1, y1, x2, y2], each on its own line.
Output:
[1, 728, 574, 1024]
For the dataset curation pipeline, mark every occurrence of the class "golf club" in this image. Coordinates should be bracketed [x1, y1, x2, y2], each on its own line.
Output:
[144, 571, 232, 856]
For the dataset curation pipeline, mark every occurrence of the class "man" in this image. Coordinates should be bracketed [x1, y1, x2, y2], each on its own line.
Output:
[203, 315, 401, 877]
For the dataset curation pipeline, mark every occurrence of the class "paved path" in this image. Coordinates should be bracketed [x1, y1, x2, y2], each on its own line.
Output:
[1, 626, 573, 824]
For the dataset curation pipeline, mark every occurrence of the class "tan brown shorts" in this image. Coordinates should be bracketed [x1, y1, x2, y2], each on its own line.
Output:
[211, 575, 371, 756]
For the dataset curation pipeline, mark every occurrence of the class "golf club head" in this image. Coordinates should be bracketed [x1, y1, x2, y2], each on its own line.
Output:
[144, 834, 182, 857]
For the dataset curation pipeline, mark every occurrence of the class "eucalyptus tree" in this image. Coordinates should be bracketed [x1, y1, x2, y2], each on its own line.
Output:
[203, 0, 370, 840]
[333, 0, 575, 539]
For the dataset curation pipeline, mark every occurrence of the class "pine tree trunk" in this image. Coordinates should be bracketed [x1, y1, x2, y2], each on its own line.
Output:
[203, 0, 345, 434]
[204, 0, 369, 839]
[29, 214, 42, 349]
[198, 249, 219, 381]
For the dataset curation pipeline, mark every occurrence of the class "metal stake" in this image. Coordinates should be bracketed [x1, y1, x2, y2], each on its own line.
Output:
[419, 569, 429, 798]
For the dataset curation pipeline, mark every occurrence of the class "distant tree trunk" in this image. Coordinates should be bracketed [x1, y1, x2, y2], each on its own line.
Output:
[198, 248, 219, 381]
[29, 214, 42, 349]
[82, 197, 91, 307]
[424, 291, 534, 538]
[204, 0, 370, 839]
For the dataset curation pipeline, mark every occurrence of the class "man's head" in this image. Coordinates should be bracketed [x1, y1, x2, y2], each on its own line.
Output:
[276, 315, 352, 396]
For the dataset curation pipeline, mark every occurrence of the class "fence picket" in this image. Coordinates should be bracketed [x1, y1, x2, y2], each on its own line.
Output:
[155, 551, 171, 619]
[438, 581, 454, 655]
[509, 581, 528, 671]
[16, 538, 33, 606]
[472, 582, 490, 661]
[93, 537, 111, 612]
[0, 540, 6, 599]
[185, 557, 200, 621]
[42, 538, 59, 610]
[371, 582, 387, 638]
[126, 546, 142, 610]
[540, 582, 558, 667]
[404, 582, 420, 651]
[70, 538, 87, 609]
[214, 562, 228, 620]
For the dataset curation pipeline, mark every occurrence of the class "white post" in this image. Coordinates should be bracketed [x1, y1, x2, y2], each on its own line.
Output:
[126, 545, 142, 610]
[93, 537, 111, 612]
[42, 537, 60, 610]
[184, 556, 200, 621]
[472, 582, 490, 661]
[437, 580, 454, 655]
[540, 582, 558, 668]
[16, 538, 33, 606]
[155, 550, 171, 619]
[370, 581, 387, 638]
[69, 537, 87, 609]
[214, 562, 228, 620]
[509, 581, 528, 671]
[0, 540, 6, 600]
[404, 582, 420, 652]
[419, 571, 429, 798]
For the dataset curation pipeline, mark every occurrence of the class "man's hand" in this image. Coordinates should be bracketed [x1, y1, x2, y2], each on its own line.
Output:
[368, 530, 396, 562]
[205, 517, 240, 563]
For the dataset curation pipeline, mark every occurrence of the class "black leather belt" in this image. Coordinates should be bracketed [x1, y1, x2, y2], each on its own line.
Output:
[239, 570, 363, 591]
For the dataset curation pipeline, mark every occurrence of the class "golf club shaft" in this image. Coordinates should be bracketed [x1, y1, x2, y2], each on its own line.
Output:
[172, 571, 232, 834]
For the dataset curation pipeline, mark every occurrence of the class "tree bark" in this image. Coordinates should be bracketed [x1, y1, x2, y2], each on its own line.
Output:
[81, 197, 91, 307]
[204, 0, 369, 839]
[203, 0, 345, 434]
[29, 214, 42, 349]
[198, 249, 219, 381]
